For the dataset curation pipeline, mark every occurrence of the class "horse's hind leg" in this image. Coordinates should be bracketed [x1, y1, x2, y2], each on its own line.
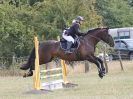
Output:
[23, 57, 53, 78]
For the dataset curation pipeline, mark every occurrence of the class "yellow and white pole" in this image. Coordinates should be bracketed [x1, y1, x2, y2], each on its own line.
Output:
[61, 60, 68, 84]
[33, 36, 41, 90]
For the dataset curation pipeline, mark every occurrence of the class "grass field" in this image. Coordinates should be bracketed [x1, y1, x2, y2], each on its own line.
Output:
[0, 61, 133, 99]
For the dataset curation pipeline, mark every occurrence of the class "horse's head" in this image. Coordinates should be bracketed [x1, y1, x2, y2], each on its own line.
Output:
[85, 27, 114, 47]
[99, 28, 114, 47]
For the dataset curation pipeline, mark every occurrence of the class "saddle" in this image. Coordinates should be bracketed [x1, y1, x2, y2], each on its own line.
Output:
[60, 36, 80, 53]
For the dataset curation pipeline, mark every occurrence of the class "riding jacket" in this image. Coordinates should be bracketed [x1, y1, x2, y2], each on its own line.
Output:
[65, 22, 84, 38]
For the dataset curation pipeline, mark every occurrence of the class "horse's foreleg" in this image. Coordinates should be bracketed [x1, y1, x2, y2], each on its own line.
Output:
[94, 61, 104, 78]
[87, 56, 104, 78]
[96, 57, 106, 75]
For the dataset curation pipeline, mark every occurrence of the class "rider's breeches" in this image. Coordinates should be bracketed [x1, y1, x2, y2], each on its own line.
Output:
[62, 32, 74, 43]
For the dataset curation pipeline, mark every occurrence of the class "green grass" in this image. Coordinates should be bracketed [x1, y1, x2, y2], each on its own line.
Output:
[0, 61, 133, 99]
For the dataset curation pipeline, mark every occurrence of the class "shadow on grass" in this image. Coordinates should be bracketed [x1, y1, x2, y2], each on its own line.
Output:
[24, 89, 53, 94]
[24, 83, 78, 94]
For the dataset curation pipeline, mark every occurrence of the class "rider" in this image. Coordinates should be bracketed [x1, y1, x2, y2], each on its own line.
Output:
[62, 16, 85, 53]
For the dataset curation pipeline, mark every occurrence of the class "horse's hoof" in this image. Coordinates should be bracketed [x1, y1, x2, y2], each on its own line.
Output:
[23, 71, 33, 78]
[102, 68, 106, 74]
[23, 73, 27, 78]
[28, 71, 33, 76]
[102, 72, 106, 76]
[20, 64, 29, 70]
[102, 71, 106, 75]
[99, 73, 103, 79]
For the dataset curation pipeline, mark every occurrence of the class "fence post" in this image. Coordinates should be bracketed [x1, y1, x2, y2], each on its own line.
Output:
[11, 55, 16, 75]
[85, 61, 89, 73]
[103, 44, 108, 73]
[118, 51, 124, 71]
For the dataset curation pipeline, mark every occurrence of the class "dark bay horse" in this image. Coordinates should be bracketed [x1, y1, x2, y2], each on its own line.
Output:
[20, 28, 114, 78]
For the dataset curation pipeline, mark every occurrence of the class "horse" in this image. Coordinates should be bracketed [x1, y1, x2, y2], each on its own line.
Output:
[20, 27, 114, 78]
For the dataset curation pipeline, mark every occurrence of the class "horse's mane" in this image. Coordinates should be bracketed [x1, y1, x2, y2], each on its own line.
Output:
[84, 27, 108, 36]
[86, 28, 101, 34]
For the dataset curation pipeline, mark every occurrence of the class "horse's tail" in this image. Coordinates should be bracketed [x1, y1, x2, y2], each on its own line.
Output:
[20, 48, 35, 71]
[29, 48, 35, 70]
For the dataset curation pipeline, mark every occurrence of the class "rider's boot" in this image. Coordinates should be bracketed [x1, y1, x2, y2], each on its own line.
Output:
[65, 41, 73, 53]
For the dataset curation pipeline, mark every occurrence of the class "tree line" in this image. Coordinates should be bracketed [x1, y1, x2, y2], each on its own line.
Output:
[0, 0, 133, 58]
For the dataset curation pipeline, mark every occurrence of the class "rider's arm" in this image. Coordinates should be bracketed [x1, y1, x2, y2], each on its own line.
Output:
[74, 23, 85, 36]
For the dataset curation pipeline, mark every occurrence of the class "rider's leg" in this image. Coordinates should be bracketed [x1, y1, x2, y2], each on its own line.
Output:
[62, 33, 74, 43]
[62, 33, 74, 53]
[66, 41, 73, 52]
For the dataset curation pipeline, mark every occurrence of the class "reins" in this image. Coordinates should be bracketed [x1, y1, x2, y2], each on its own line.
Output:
[83, 32, 102, 41]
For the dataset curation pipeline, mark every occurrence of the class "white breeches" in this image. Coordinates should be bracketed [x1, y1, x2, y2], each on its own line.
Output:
[62, 30, 74, 43]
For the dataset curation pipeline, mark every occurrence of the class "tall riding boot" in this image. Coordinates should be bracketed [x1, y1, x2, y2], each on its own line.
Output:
[66, 41, 73, 53]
